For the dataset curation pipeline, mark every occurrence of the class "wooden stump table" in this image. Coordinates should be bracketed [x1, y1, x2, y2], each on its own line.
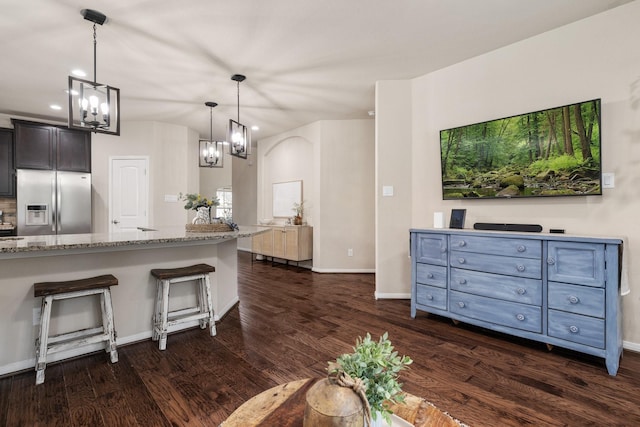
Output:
[220, 378, 467, 427]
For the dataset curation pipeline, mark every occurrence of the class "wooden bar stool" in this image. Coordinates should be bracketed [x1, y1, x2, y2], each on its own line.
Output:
[150, 263, 216, 350]
[33, 274, 119, 385]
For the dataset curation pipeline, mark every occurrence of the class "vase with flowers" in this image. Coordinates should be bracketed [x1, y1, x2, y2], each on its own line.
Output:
[292, 200, 305, 225]
[179, 193, 220, 224]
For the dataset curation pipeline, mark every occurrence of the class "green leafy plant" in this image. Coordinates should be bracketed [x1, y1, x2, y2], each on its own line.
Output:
[179, 192, 219, 210]
[328, 332, 413, 424]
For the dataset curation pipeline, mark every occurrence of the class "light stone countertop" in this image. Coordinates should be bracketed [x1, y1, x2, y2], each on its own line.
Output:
[0, 225, 270, 257]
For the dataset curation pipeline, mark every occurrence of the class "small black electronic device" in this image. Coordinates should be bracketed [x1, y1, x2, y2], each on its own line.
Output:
[449, 209, 466, 229]
[549, 229, 565, 234]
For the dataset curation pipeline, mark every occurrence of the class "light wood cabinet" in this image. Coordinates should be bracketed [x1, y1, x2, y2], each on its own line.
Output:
[252, 225, 312, 264]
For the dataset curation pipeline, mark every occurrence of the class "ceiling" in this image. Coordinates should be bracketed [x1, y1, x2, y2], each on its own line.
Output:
[0, 0, 633, 142]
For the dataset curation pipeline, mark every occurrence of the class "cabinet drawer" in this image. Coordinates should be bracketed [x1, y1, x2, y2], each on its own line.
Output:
[450, 291, 542, 333]
[451, 251, 541, 279]
[547, 241, 605, 287]
[451, 268, 542, 305]
[416, 284, 447, 310]
[548, 310, 605, 349]
[450, 235, 541, 259]
[414, 233, 447, 266]
[416, 263, 447, 288]
[548, 282, 605, 318]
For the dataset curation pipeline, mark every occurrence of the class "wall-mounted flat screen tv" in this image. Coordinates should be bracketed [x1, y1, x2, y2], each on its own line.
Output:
[440, 98, 601, 199]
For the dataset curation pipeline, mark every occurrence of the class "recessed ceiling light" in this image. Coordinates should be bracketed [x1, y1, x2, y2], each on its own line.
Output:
[71, 69, 86, 77]
[251, 126, 259, 131]
[49, 104, 62, 110]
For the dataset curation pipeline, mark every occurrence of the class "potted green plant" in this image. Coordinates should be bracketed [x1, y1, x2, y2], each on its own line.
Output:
[328, 332, 413, 426]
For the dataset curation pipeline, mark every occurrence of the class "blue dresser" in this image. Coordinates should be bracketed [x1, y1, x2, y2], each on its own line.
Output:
[410, 228, 623, 375]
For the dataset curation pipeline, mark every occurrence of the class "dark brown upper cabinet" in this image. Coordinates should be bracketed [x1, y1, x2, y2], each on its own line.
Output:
[13, 120, 91, 172]
[0, 128, 15, 197]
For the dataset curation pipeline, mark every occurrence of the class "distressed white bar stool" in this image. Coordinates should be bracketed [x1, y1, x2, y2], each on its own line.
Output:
[33, 274, 119, 385]
[150, 263, 216, 350]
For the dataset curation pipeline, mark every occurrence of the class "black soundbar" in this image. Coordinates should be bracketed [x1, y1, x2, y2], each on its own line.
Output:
[473, 223, 543, 233]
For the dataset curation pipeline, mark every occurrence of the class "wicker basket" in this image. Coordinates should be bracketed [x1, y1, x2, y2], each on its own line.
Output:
[185, 223, 233, 233]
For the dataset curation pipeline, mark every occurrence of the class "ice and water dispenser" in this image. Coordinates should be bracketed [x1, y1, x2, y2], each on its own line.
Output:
[25, 204, 49, 226]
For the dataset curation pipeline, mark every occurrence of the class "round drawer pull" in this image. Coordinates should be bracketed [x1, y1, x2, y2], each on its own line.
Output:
[568, 295, 580, 304]
[440, 246, 447, 253]
[516, 314, 525, 321]
[426, 294, 434, 300]
[459, 279, 467, 285]
[547, 257, 556, 265]
[517, 245, 526, 253]
[427, 273, 434, 279]
[569, 325, 579, 334]
[458, 240, 466, 247]
[457, 301, 466, 308]
[517, 265, 525, 272]
[517, 288, 526, 295]
[458, 258, 466, 264]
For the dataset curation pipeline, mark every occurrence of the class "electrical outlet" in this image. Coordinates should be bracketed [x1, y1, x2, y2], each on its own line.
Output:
[33, 307, 41, 325]
[348, 248, 353, 257]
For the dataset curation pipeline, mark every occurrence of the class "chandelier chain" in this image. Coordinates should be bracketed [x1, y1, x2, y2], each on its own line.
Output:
[92, 23, 97, 83]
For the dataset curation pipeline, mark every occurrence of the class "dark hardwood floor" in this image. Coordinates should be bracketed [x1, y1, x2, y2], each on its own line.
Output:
[2, 251, 640, 426]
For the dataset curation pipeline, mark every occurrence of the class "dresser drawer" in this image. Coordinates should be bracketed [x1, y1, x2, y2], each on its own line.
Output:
[449, 291, 542, 333]
[548, 309, 605, 349]
[451, 268, 542, 305]
[451, 251, 541, 279]
[548, 282, 605, 318]
[414, 233, 447, 266]
[547, 241, 605, 287]
[416, 284, 447, 310]
[416, 263, 447, 288]
[450, 235, 541, 259]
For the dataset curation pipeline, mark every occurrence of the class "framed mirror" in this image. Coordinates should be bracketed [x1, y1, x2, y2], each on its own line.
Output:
[272, 180, 302, 217]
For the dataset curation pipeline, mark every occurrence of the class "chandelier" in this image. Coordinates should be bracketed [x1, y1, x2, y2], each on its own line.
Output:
[68, 9, 120, 135]
[228, 74, 250, 159]
[200, 102, 224, 168]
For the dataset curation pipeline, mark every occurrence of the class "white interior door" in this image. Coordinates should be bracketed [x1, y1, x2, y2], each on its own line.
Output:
[110, 157, 149, 232]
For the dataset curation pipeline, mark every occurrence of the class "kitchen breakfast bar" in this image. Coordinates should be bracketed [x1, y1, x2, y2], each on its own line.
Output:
[0, 226, 267, 376]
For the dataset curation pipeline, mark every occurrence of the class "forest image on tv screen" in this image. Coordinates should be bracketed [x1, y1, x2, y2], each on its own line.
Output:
[440, 99, 601, 199]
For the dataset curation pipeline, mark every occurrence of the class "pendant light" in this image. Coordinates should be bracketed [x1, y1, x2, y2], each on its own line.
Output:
[200, 102, 224, 168]
[228, 74, 250, 159]
[68, 9, 121, 135]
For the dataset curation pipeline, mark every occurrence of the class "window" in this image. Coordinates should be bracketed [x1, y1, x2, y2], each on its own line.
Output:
[216, 187, 232, 219]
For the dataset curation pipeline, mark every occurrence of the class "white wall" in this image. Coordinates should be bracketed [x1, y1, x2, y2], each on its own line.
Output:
[376, 1, 640, 346]
[92, 121, 197, 232]
[257, 119, 375, 272]
[232, 147, 258, 251]
[375, 81, 412, 297]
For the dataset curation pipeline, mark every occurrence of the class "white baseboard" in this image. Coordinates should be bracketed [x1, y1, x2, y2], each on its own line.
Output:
[0, 296, 239, 377]
[312, 268, 375, 273]
[623, 340, 640, 353]
[374, 292, 411, 299]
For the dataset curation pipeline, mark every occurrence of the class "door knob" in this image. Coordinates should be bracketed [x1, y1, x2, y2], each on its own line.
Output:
[112, 219, 120, 224]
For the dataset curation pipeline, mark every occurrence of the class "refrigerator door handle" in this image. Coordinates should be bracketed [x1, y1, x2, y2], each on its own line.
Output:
[51, 175, 57, 233]
[56, 174, 62, 234]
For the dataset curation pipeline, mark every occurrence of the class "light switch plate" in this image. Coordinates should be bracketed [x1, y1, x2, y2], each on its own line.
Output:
[164, 194, 179, 202]
[602, 173, 615, 189]
[382, 186, 394, 197]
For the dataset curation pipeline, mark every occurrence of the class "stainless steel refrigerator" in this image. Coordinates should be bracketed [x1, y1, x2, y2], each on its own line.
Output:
[17, 169, 92, 236]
